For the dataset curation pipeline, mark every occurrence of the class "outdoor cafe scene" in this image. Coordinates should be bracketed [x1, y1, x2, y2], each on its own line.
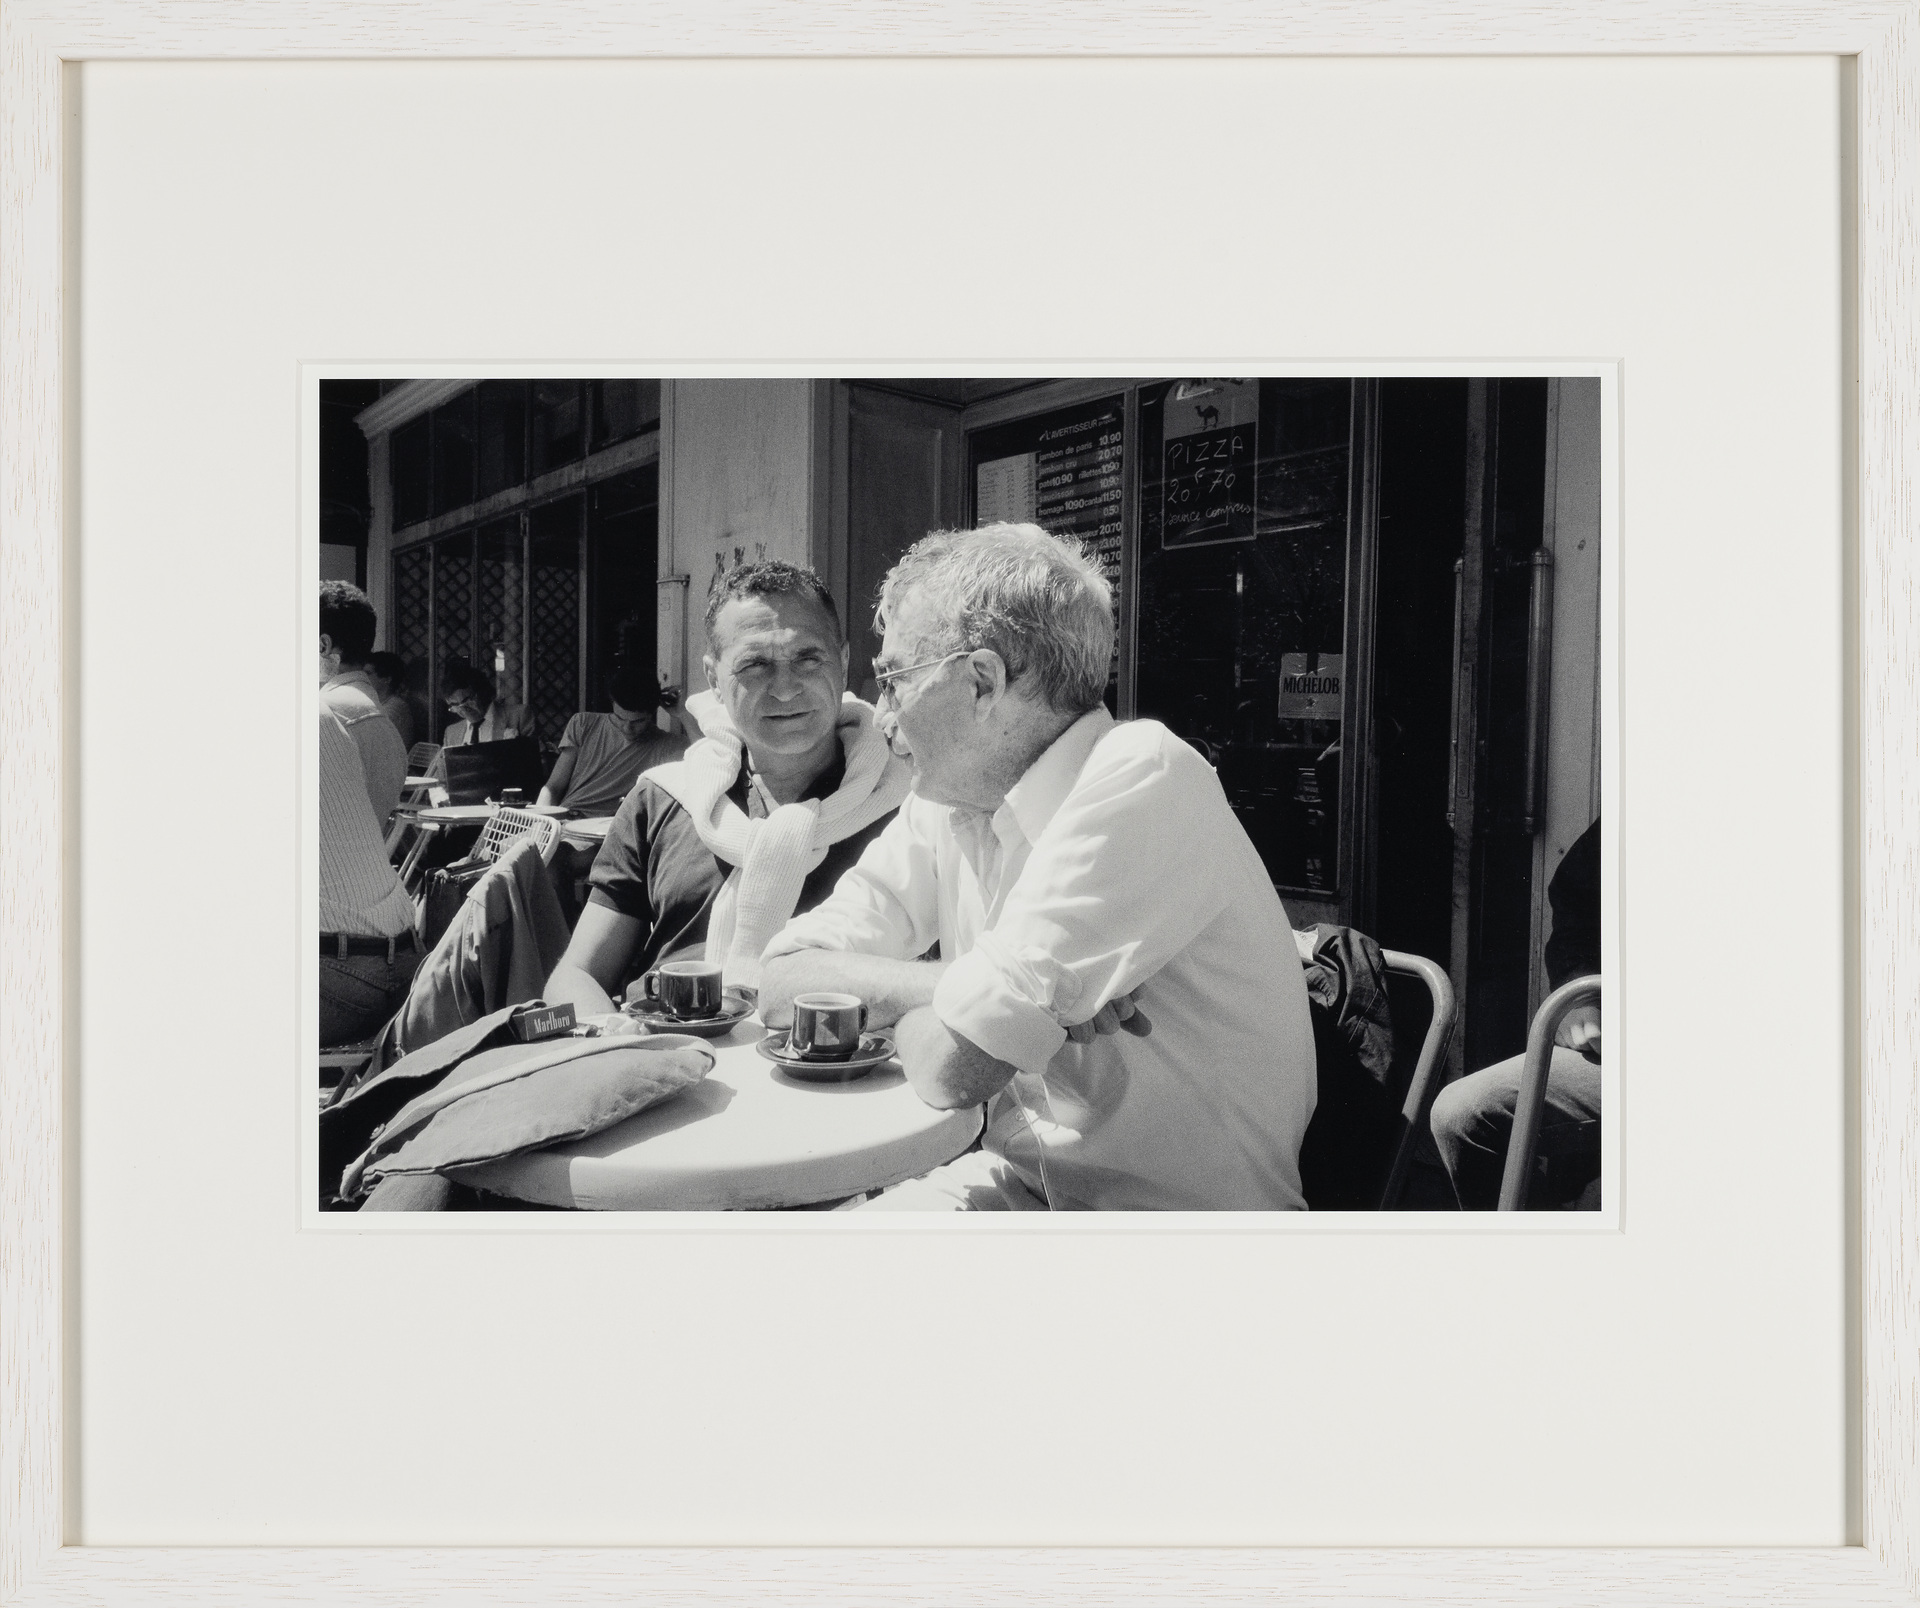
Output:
[317, 375, 1603, 1214]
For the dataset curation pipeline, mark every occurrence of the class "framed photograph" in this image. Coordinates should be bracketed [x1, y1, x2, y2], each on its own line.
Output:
[4, 4, 1914, 1603]
[309, 361, 1614, 1224]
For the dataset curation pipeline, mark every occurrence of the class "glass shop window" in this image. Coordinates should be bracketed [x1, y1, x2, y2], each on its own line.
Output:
[1133, 379, 1354, 897]
[390, 415, 432, 531]
[590, 379, 662, 452]
[530, 380, 587, 477]
[526, 496, 585, 740]
[477, 380, 528, 500]
[430, 389, 478, 518]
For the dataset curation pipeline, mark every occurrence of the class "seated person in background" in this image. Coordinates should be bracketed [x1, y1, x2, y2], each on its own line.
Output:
[537, 665, 689, 817]
[758, 523, 1319, 1211]
[442, 663, 532, 746]
[319, 706, 421, 1044]
[320, 581, 407, 821]
[1429, 813, 1602, 1209]
[366, 650, 417, 752]
[542, 560, 909, 1020]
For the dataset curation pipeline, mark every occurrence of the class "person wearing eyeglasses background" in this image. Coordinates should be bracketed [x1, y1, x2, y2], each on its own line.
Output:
[759, 521, 1319, 1211]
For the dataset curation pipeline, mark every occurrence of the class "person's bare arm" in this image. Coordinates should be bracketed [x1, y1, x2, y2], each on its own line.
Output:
[537, 746, 580, 809]
[543, 901, 643, 1018]
[893, 1007, 1018, 1110]
[758, 948, 946, 1030]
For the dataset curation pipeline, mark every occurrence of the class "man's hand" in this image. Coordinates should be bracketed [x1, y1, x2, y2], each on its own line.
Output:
[1556, 1004, 1601, 1061]
[1064, 987, 1154, 1044]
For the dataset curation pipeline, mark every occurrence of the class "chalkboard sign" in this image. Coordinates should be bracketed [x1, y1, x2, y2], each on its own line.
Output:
[1161, 378, 1259, 549]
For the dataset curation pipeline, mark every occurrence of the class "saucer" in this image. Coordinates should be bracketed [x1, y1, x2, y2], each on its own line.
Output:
[623, 991, 754, 1038]
[756, 1030, 896, 1081]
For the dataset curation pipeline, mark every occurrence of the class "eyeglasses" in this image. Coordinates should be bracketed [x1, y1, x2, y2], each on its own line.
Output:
[872, 650, 971, 711]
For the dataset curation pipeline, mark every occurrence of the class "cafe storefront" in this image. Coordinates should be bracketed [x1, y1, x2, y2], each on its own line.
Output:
[357, 373, 1600, 1070]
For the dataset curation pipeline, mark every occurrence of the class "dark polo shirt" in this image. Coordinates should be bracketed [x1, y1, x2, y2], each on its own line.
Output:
[585, 750, 895, 997]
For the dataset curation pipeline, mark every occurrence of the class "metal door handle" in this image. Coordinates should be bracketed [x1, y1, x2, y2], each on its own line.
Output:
[1522, 550, 1554, 834]
[1447, 558, 1464, 830]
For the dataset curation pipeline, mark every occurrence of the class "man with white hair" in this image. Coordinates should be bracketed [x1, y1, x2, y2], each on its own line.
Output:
[759, 523, 1318, 1210]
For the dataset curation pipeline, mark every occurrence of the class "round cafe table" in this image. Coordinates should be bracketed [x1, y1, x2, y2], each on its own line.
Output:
[456, 1014, 983, 1211]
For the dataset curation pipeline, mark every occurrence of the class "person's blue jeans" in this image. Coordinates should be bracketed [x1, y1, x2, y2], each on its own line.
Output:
[319, 948, 421, 1045]
[1429, 1047, 1601, 1210]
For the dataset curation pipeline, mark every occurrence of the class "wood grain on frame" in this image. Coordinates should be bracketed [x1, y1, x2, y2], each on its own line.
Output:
[2, 3, 1915, 1604]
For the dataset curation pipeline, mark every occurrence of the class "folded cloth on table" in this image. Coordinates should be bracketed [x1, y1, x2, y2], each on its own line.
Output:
[338, 1033, 712, 1203]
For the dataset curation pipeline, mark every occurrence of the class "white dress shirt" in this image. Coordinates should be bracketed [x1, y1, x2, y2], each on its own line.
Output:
[444, 702, 526, 747]
[766, 708, 1318, 1210]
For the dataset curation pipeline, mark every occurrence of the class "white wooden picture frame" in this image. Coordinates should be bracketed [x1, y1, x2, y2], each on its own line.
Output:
[3, 3, 1915, 1602]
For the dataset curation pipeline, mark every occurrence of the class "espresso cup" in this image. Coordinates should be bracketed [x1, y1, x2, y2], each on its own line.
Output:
[635, 960, 724, 1020]
[789, 992, 868, 1061]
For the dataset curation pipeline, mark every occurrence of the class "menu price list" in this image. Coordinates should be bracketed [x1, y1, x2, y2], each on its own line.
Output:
[1033, 401, 1125, 589]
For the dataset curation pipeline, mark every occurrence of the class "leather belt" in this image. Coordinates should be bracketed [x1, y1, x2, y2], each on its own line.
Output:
[321, 932, 420, 961]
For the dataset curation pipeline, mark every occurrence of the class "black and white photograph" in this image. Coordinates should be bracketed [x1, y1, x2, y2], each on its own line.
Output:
[26, 32, 1880, 1585]
[315, 372, 1606, 1215]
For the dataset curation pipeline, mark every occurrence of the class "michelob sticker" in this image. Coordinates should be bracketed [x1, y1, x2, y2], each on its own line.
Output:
[1278, 652, 1343, 721]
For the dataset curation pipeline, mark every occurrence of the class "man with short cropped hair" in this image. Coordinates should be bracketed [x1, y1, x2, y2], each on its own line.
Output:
[541, 561, 909, 1021]
[319, 581, 408, 821]
[759, 522, 1318, 1210]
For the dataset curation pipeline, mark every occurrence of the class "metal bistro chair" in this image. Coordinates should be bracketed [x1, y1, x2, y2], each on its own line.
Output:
[385, 742, 447, 858]
[1497, 974, 1602, 1211]
[1298, 940, 1458, 1211]
[1376, 950, 1459, 1210]
[475, 806, 561, 868]
[318, 1039, 381, 1103]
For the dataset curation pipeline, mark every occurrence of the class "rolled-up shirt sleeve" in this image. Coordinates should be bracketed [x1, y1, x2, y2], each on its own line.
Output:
[933, 932, 1074, 1075]
[763, 801, 943, 965]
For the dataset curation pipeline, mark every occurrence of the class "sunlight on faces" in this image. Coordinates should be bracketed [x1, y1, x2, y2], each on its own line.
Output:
[875, 598, 1003, 810]
[704, 591, 848, 762]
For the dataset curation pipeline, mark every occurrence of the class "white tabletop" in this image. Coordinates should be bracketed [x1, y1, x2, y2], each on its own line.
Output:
[407, 802, 569, 825]
[457, 1016, 983, 1210]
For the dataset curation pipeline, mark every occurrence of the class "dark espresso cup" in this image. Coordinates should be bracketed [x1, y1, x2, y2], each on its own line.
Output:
[635, 960, 724, 1020]
[789, 992, 868, 1061]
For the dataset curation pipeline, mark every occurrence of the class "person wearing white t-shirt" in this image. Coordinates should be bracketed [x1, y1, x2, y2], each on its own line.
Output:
[760, 522, 1317, 1211]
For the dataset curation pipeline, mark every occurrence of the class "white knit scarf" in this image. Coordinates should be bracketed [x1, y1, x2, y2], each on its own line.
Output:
[645, 690, 911, 989]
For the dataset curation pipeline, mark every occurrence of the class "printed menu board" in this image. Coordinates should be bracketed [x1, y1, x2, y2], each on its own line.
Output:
[972, 396, 1126, 595]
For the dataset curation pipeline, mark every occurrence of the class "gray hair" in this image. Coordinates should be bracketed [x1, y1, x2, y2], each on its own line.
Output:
[876, 523, 1114, 714]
